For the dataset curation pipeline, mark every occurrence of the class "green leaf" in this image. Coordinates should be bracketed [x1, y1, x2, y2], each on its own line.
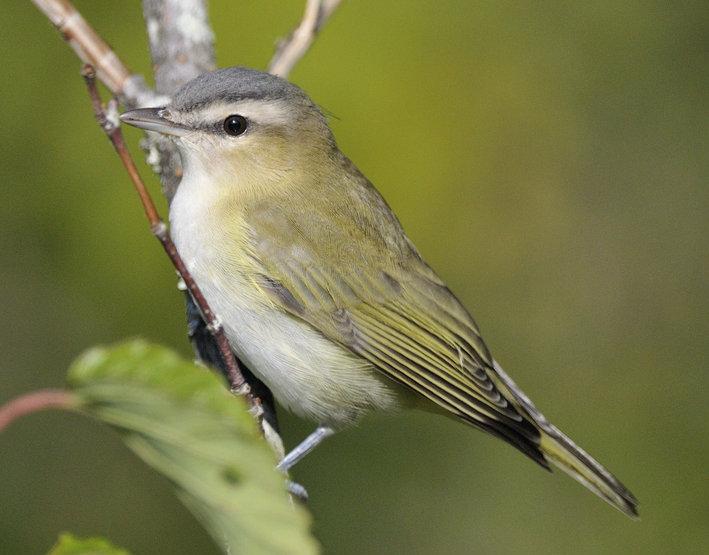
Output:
[67, 340, 318, 555]
[48, 533, 129, 555]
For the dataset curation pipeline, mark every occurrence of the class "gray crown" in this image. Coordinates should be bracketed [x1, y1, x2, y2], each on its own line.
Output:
[171, 66, 313, 111]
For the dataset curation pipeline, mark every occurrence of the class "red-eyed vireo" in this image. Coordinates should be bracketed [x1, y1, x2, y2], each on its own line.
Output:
[121, 67, 638, 517]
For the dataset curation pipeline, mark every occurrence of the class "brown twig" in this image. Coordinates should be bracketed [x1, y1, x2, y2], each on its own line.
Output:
[32, 0, 276, 452]
[136, 3, 282, 454]
[0, 390, 76, 433]
[33, 0, 342, 464]
[31, 0, 162, 108]
[268, 0, 343, 78]
[81, 65, 257, 411]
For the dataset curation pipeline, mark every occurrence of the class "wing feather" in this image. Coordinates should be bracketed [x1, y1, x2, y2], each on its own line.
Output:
[350, 310, 511, 423]
[245, 191, 545, 464]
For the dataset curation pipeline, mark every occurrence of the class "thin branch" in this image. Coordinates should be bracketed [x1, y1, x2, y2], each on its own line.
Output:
[30, 0, 164, 108]
[32, 0, 338, 468]
[0, 390, 75, 432]
[269, 0, 343, 78]
[81, 66, 258, 413]
[32, 0, 282, 457]
[138, 2, 286, 460]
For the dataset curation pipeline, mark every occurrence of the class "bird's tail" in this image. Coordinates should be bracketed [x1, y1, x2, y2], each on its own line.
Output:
[538, 424, 639, 518]
[492, 360, 639, 518]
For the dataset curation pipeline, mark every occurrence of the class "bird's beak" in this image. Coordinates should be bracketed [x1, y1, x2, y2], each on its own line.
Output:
[119, 108, 189, 137]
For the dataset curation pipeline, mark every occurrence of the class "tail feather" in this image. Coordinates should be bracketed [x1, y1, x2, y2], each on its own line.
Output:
[492, 360, 639, 518]
[540, 427, 638, 518]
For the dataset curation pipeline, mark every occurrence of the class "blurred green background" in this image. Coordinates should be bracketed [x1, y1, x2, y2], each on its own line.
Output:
[1, 1, 707, 553]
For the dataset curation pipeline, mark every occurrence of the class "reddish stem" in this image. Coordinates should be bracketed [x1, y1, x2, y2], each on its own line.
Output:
[0, 390, 75, 432]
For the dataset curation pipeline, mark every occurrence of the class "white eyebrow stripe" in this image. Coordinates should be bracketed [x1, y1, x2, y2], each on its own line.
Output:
[195, 99, 292, 127]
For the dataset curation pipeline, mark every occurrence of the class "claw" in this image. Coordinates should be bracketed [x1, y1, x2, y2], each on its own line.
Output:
[286, 480, 309, 502]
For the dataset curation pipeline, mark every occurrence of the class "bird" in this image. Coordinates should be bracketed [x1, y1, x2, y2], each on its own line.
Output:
[120, 66, 638, 518]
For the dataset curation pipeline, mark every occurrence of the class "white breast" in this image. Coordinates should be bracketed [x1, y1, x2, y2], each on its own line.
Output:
[169, 173, 399, 427]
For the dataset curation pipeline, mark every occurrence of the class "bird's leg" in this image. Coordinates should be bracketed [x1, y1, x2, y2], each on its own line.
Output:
[277, 425, 335, 472]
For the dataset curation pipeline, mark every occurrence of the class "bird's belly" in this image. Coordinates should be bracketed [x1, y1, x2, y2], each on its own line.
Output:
[208, 287, 399, 426]
[169, 177, 398, 425]
[171, 228, 397, 425]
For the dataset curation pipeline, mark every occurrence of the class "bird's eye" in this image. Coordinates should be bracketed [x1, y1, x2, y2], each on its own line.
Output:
[223, 114, 248, 136]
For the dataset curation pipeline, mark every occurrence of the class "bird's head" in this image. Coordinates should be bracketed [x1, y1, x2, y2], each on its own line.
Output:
[120, 67, 335, 185]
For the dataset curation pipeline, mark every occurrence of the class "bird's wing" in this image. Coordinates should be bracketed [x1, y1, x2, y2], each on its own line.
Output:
[246, 196, 545, 464]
